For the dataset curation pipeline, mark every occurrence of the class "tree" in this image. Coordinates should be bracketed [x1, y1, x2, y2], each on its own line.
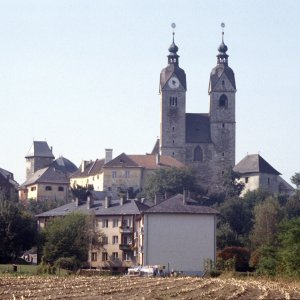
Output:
[222, 168, 245, 198]
[291, 172, 300, 190]
[218, 196, 253, 247]
[0, 194, 37, 263]
[41, 212, 103, 268]
[250, 196, 283, 249]
[278, 217, 300, 276]
[143, 167, 204, 199]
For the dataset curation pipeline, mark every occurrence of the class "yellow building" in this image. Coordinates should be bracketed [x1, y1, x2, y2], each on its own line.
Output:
[70, 150, 184, 197]
[19, 141, 78, 202]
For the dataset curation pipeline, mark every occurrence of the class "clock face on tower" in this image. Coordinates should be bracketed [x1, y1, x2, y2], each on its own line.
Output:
[168, 76, 180, 89]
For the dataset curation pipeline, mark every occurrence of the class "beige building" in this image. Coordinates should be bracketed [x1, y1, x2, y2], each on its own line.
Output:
[19, 141, 78, 202]
[37, 193, 218, 275]
[37, 194, 150, 271]
[70, 150, 184, 197]
[233, 154, 294, 196]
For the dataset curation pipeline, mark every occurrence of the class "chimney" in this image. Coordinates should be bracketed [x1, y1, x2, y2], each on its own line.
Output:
[120, 195, 126, 206]
[105, 149, 113, 164]
[183, 190, 187, 205]
[154, 194, 158, 205]
[81, 160, 87, 173]
[87, 196, 94, 209]
[156, 153, 160, 165]
[105, 196, 111, 208]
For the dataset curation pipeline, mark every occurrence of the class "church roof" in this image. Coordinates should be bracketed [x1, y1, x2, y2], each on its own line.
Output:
[186, 113, 211, 143]
[160, 64, 187, 91]
[233, 154, 281, 175]
[209, 64, 236, 92]
[25, 141, 54, 159]
[145, 193, 219, 215]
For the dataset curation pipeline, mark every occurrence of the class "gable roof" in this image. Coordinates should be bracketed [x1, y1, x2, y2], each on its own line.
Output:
[186, 113, 211, 143]
[71, 159, 105, 178]
[145, 194, 218, 215]
[36, 198, 151, 217]
[0, 168, 18, 188]
[233, 154, 281, 175]
[151, 139, 160, 155]
[128, 154, 185, 169]
[21, 166, 69, 187]
[25, 141, 54, 159]
[104, 153, 139, 168]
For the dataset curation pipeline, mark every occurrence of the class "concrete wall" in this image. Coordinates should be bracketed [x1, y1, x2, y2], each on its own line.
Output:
[143, 214, 216, 275]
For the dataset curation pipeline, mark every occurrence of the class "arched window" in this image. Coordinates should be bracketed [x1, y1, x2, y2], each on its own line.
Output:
[219, 94, 228, 108]
[193, 146, 203, 162]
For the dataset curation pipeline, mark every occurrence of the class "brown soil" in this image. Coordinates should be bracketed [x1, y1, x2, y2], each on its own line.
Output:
[1, 275, 300, 299]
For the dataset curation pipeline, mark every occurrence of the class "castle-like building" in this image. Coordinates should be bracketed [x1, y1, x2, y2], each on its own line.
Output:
[155, 29, 236, 192]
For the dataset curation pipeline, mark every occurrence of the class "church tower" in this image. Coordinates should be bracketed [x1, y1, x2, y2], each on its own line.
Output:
[209, 25, 236, 177]
[159, 25, 187, 162]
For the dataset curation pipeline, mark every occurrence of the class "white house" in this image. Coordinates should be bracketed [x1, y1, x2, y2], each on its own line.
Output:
[139, 194, 218, 275]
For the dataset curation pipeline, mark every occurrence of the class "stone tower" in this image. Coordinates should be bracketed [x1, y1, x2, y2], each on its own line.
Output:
[159, 32, 187, 162]
[156, 25, 236, 193]
[25, 141, 54, 180]
[209, 29, 236, 181]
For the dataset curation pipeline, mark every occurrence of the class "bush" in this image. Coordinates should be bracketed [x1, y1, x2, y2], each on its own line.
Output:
[54, 257, 80, 271]
[218, 247, 250, 272]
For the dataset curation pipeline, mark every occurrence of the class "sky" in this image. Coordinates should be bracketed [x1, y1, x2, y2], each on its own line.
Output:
[0, 0, 299, 185]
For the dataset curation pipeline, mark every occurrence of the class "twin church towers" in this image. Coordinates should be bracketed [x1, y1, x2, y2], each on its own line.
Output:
[156, 24, 236, 191]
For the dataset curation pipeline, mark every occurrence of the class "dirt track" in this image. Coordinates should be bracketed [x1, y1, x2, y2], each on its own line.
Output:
[1, 275, 300, 299]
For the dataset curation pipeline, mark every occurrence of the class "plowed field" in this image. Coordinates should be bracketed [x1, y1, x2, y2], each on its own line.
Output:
[1, 275, 300, 299]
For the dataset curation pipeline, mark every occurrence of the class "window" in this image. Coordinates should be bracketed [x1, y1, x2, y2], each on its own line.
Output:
[91, 252, 97, 261]
[112, 252, 118, 260]
[172, 126, 175, 132]
[219, 94, 228, 108]
[245, 177, 249, 184]
[58, 186, 64, 192]
[193, 146, 203, 162]
[108, 187, 111, 191]
[172, 152, 175, 157]
[102, 252, 108, 261]
[222, 171, 225, 175]
[112, 171, 117, 178]
[169, 96, 177, 106]
[122, 218, 132, 227]
[222, 152, 225, 157]
[222, 123, 225, 128]
[102, 236, 108, 244]
[30, 186, 36, 191]
[113, 219, 119, 228]
[102, 219, 109, 228]
[112, 235, 119, 244]
[268, 177, 271, 185]
[123, 252, 132, 261]
[125, 170, 130, 178]
[45, 186, 52, 191]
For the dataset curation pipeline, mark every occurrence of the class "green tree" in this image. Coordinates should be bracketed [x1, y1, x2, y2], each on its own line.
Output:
[143, 167, 204, 199]
[222, 168, 245, 198]
[278, 217, 300, 276]
[250, 197, 283, 249]
[218, 196, 253, 246]
[0, 194, 37, 263]
[41, 212, 102, 268]
[291, 172, 300, 190]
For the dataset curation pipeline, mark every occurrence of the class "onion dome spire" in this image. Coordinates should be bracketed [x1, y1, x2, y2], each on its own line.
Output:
[217, 22, 229, 65]
[168, 23, 179, 66]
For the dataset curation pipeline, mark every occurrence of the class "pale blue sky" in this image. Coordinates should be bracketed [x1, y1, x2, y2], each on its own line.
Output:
[1, 0, 299, 185]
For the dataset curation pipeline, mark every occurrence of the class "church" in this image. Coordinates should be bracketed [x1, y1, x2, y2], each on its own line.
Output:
[153, 27, 236, 192]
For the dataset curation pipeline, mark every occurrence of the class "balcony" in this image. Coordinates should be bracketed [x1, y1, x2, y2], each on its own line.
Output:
[119, 244, 133, 251]
[119, 226, 133, 233]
